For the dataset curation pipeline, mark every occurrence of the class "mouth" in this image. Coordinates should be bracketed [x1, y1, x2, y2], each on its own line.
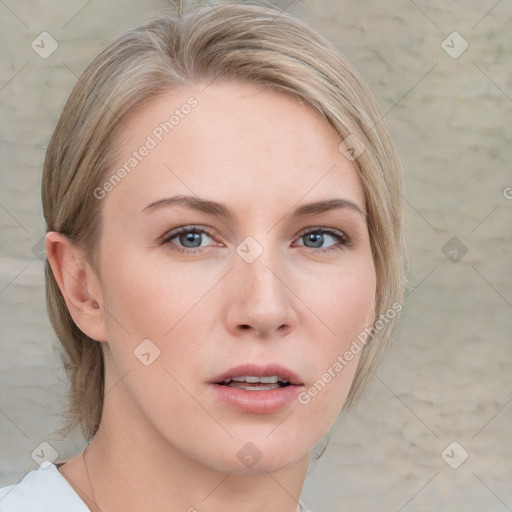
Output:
[217, 375, 292, 391]
[208, 363, 304, 414]
[209, 363, 303, 389]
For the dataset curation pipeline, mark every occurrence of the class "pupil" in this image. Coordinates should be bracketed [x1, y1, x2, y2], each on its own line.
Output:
[181, 232, 201, 248]
[307, 232, 323, 248]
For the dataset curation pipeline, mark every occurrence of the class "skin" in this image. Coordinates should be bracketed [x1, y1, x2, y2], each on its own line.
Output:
[46, 80, 377, 512]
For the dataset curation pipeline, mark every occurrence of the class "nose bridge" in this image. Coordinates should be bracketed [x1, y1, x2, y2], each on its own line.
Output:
[237, 235, 285, 300]
[227, 232, 296, 335]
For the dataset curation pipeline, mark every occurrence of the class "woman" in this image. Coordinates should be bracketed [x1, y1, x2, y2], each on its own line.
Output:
[0, 1, 405, 510]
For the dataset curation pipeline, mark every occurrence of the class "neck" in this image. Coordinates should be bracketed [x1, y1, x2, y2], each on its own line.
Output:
[82, 393, 310, 512]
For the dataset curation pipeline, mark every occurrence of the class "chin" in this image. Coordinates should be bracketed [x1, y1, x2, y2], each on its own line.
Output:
[199, 434, 312, 475]
[215, 453, 306, 476]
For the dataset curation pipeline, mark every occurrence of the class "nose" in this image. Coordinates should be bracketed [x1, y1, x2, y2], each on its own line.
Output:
[224, 248, 298, 339]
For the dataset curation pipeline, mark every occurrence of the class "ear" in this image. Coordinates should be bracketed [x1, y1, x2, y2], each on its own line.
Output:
[45, 231, 107, 342]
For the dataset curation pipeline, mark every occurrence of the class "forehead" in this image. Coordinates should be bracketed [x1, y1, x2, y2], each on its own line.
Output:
[103, 80, 366, 219]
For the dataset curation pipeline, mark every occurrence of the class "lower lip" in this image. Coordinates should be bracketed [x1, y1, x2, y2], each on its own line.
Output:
[208, 383, 304, 414]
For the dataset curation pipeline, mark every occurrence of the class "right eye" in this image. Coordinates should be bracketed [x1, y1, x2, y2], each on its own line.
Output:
[161, 225, 219, 254]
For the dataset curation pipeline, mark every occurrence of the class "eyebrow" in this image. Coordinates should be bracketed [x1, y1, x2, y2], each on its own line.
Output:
[141, 195, 366, 218]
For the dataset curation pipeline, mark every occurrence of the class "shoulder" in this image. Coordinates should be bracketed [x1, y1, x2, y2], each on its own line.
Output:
[0, 462, 89, 512]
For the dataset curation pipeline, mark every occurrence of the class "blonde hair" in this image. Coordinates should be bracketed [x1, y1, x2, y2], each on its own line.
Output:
[42, 0, 406, 441]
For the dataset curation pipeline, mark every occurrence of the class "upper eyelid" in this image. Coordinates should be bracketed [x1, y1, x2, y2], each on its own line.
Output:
[295, 225, 347, 237]
[160, 225, 217, 246]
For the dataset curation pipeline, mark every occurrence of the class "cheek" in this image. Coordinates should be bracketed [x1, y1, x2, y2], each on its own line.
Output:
[99, 245, 217, 337]
[297, 317, 366, 434]
[302, 255, 376, 344]
[296, 258, 375, 421]
[97, 250, 222, 393]
[298, 351, 361, 431]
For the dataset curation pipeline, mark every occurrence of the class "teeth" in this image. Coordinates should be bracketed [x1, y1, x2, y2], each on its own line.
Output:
[229, 375, 280, 383]
[228, 382, 281, 391]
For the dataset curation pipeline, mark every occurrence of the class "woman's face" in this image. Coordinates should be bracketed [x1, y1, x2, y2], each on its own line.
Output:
[89, 80, 376, 473]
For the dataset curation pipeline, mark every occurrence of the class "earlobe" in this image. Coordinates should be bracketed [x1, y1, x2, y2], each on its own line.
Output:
[45, 231, 107, 342]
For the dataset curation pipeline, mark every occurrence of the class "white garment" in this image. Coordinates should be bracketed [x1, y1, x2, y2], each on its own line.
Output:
[0, 462, 89, 511]
[0, 463, 312, 511]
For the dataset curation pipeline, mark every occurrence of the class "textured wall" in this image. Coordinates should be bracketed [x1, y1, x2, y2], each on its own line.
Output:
[1, 1, 511, 511]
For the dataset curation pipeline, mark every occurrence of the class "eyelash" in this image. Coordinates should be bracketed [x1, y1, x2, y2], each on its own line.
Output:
[160, 225, 352, 254]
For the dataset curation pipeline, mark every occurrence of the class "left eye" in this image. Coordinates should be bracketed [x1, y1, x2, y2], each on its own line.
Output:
[295, 228, 350, 251]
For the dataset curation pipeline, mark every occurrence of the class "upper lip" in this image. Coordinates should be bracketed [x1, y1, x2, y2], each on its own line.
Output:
[209, 363, 304, 386]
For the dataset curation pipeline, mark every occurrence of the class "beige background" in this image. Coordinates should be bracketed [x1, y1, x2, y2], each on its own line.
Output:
[1, 1, 511, 511]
